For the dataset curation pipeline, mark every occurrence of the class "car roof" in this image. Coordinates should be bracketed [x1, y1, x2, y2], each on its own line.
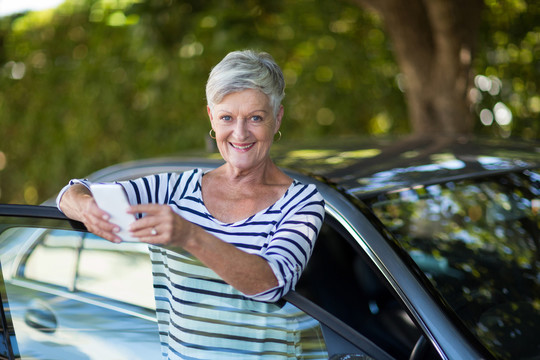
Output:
[270, 136, 540, 199]
[76, 136, 540, 201]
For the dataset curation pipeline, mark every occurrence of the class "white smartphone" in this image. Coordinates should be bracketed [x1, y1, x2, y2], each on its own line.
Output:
[89, 183, 138, 242]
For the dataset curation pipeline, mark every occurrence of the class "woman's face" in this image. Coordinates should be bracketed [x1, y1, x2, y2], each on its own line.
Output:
[208, 89, 283, 173]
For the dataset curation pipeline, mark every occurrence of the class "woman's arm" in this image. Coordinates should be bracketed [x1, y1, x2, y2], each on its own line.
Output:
[128, 203, 279, 296]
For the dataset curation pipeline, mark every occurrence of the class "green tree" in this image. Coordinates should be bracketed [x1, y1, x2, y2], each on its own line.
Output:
[351, 0, 539, 140]
[0, 0, 404, 204]
[352, 0, 484, 137]
[0, 0, 538, 205]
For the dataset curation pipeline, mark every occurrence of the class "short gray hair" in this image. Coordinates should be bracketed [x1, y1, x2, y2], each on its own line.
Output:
[206, 50, 285, 116]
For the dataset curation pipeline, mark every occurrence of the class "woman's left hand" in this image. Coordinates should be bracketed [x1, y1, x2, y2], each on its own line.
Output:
[128, 204, 190, 245]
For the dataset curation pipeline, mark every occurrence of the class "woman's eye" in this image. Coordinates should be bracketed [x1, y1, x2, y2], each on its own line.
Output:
[220, 115, 232, 121]
[251, 115, 263, 122]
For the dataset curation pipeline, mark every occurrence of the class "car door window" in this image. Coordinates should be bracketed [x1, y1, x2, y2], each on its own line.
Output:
[76, 234, 155, 309]
[22, 229, 81, 289]
[2, 231, 331, 359]
[0, 220, 163, 359]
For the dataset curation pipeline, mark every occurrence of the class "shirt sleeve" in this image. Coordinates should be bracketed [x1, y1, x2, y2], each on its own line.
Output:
[56, 172, 185, 213]
[249, 185, 325, 302]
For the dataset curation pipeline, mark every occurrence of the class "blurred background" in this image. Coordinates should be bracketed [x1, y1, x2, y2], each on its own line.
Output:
[0, 0, 539, 204]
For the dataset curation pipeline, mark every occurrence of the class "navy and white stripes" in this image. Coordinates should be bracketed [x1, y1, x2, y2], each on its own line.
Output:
[58, 168, 325, 359]
[118, 169, 324, 300]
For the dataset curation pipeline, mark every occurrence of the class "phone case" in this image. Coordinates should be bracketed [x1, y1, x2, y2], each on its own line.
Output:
[89, 183, 138, 242]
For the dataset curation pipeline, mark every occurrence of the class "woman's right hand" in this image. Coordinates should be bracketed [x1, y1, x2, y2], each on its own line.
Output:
[79, 195, 123, 243]
[59, 184, 122, 243]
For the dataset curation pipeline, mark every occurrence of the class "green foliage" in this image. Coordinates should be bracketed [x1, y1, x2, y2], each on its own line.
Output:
[473, 0, 540, 140]
[0, 0, 405, 204]
[0, 0, 538, 204]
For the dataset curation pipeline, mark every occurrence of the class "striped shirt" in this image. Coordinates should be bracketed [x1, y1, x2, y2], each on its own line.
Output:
[60, 169, 325, 359]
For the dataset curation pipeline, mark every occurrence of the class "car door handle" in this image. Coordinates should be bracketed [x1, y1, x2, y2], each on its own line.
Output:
[24, 300, 57, 333]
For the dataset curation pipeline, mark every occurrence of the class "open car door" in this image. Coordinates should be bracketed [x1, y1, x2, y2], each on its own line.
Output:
[0, 204, 393, 360]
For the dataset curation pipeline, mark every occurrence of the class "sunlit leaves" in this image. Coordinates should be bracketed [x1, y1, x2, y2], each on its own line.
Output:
[475, 0, 540, 140]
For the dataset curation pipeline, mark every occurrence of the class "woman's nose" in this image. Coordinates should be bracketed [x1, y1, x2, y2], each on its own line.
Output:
[233, 118, 249, 139]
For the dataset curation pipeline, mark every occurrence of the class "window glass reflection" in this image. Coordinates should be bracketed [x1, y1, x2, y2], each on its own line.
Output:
[369, 170, 540, 360]
[76, 234, 155, 309]
[23, 229, 81, 289]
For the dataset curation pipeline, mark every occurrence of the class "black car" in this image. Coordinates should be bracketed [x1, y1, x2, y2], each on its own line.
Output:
[0, 136, 538, 360]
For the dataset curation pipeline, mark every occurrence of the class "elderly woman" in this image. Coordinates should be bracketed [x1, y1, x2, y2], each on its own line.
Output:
[57, 50, 325, 359]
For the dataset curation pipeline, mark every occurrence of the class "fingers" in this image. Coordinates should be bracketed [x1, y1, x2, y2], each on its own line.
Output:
[85, 203, 181, 244]
[88, 225, 122, 243]
[129, 214, 170, 238]
[128, 204, 178, 244]
[131, 226, 163, 244]
[128, 204, 172, 229]
[85, 218, 122, 243]
[82, 199, 123, 243]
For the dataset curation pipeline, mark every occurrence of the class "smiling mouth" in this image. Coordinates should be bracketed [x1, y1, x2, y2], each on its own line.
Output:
[230, 143, 255, 150]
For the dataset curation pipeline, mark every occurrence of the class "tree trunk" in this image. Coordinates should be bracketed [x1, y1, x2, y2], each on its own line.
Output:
[353, 0, 484, 137]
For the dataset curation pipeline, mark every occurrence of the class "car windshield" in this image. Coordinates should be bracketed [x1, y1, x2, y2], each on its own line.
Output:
[366, 169, 540, 360]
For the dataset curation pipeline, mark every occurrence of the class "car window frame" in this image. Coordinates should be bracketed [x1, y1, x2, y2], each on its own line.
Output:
[0, 206, 161, 321]
[0, 204, 88, 360]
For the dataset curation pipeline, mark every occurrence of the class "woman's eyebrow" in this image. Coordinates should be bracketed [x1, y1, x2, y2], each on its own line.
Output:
[217, 109, 268, 115]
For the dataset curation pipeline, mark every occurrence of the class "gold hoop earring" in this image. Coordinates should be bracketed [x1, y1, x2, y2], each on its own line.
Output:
[209, 129, 216, 139]
[274, 131, 282, 142]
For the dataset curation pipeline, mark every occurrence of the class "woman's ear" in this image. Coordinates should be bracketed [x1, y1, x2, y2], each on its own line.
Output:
[207, 105, 213, 121]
